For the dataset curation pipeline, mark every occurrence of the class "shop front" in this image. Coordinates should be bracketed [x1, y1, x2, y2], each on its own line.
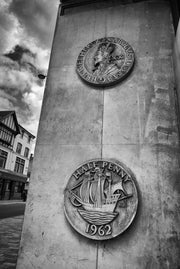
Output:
[0, 168, 27, 200]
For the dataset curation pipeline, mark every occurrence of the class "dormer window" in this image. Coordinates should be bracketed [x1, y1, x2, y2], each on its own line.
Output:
[28, 135, 31, 143]
[21, 130, 24, 138]
[16, 142, 22, 154]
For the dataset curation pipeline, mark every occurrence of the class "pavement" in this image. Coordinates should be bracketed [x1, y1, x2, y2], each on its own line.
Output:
[0, 200, 25, 205]
[0, 201, 26, 219]
[0, 201, 24, 269]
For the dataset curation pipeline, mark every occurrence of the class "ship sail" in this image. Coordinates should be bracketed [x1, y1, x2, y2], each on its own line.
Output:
[89, 180, 98, 204]
[79, 168, 107, 206]
[80, 172, 91, 203]
[111, 180, 127, 195]
[89, 171, 106, 207]
[95, 175, 102, 208]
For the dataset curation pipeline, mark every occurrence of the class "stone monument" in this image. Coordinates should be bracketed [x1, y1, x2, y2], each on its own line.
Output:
[17, 0, 180, 268]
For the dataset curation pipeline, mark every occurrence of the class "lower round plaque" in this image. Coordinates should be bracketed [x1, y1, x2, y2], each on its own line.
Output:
[64, 159, 138, 240]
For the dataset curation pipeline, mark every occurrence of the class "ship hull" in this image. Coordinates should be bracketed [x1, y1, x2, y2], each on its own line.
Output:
[78, 209, 118, 225]
[83, 203, 117, 212]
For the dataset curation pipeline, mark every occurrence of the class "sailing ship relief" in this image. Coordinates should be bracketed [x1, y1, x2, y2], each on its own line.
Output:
[64, 159, 138, 240]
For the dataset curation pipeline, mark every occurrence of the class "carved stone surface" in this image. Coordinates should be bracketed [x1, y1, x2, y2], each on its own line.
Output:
[64, 159, 138, 240]
[76, 37, 135, 86]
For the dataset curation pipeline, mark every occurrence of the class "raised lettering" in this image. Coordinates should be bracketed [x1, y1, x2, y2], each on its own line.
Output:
[87, 162, 93, 170]
[108, 162, 113, 170]
[102, 161, 108, 168]
[93, 161, 98, 168]
[118, 169, 127, 179]
[113, 165, 121, 174]
[73, 169, 82, 180]
[81, 165, 88, 173]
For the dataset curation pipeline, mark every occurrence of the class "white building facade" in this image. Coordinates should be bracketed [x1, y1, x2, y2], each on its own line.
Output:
[0, 111, 35, 200]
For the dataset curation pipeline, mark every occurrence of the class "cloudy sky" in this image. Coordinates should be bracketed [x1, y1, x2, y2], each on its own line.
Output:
[0, 0, 59, 151]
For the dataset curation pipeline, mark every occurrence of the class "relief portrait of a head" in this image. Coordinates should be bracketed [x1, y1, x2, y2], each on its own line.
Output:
[76, 37, 135, 86]
[93, 42, 124, 77]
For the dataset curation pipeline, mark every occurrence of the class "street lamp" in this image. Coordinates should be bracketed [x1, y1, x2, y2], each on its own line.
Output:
[38, 74, 47, 80]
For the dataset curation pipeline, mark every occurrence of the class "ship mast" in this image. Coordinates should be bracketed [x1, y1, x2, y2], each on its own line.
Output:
[94, 167, 106, 208]
[106, 172, 112, 197]
[80, 172, 91, 203]
[96, 172, 102, 208]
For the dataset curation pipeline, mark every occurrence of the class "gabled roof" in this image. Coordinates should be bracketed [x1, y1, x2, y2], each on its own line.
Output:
[19, 124, 35, 139]
[0, 111, 35, 138]
[0, 110, 14, 120]
[0, 110, 20, 134]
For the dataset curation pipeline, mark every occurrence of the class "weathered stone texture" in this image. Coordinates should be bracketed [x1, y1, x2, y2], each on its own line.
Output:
[17, 1, 180, 268]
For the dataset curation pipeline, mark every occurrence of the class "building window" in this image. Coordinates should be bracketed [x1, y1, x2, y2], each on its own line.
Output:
[14, 157, 25, 174]
[0, 150, 8, 168]
[21, 130, 24, 138]
[28, 135, 31, 143]
[24, 147, 29, 158]
[16, 142, 22, 154]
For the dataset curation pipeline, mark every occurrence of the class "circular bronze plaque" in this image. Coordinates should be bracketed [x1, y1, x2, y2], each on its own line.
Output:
[76, 37, 135, 87]
[64, 159, 138, 240]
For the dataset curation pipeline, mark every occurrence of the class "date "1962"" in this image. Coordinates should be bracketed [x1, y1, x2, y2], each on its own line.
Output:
[85, 223, 112, 236]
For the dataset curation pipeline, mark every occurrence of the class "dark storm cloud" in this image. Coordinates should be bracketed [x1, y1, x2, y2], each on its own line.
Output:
[9, 0, 58, 48]
[3, 44, 43, 79]
[3, 44, 45, 82]
[4, 45, 35, 64]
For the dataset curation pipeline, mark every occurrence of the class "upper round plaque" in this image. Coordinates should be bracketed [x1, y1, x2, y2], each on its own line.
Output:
[76, 37, 135, 87]
[64, 159, 138, 240]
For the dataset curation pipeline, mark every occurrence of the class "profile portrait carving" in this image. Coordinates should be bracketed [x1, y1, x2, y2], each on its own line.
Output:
[76, 37, 135, 87]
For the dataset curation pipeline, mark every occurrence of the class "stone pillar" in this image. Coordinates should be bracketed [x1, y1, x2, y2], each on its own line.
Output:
[17, 1, 180, 268]
[174, 19, 180, 108]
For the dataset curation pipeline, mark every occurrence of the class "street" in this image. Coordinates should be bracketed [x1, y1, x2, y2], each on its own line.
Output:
[0, 202, 25, 268]
[0, 202, 25, 219]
